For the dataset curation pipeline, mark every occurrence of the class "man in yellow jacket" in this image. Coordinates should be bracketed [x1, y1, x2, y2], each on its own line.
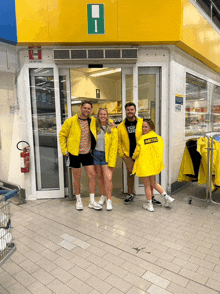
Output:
[59, 101, 102, 211]
[117, 102, 161, 205]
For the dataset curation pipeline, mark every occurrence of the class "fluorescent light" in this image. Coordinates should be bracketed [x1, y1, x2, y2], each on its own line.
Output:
[71, 100, 82, 104]
[90, 68, 121, 77]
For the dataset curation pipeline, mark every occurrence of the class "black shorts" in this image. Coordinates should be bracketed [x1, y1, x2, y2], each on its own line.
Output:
[69, 153, 94, 169]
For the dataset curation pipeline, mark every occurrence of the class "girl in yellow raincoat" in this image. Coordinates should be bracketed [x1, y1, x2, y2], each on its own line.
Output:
[132, 119, 175, 211]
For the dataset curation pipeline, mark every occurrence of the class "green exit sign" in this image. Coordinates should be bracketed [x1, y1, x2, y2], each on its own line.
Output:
[87, 4, 105, 35]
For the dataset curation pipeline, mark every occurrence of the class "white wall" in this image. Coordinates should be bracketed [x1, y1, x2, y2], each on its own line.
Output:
[0, 72, 16, 182]
[0, 42, 18, 184]
[0, 43, 30, 190]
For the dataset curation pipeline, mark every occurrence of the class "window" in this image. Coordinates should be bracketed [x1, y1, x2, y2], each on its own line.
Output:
[185, 73, 208, 136]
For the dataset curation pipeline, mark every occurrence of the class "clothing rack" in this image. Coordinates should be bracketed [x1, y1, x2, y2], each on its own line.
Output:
[186, 132, 220, 205]
[208, 132, 220, 205]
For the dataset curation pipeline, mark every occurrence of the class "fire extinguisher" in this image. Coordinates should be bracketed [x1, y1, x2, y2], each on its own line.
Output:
[16, 141, 30, 173]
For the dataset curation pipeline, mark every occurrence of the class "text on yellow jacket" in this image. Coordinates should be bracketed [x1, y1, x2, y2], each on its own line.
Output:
[117, 117, 143, 158]
[132, 131, 165, 177]
[59, 114, 96, 156]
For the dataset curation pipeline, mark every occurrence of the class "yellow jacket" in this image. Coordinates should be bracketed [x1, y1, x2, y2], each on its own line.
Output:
[178, 137, 220, 190]
[59, 114, 96, 156]
[132, 131, 165, 177]
[117, 117, 143, 158]
[104, 127, 118, 168]
[178, 140, 196, 183]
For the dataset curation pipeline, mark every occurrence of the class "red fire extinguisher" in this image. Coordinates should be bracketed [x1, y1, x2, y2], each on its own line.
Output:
[16, 141, 30, 173]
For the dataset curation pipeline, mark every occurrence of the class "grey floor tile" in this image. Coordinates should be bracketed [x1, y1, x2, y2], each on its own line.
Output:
[2, 186, 220, 294]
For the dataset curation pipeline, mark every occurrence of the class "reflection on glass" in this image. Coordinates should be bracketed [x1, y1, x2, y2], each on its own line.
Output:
[138, 71, 156, 121]
[59, 75, 68, 188]
[137, 68, 160, 187]
[30, 68, 59, 190]
[185, 73, 208, 136]
[211, 83, 220, 132]
[126, 74, 133, 103]
[60, 76, 68, 125]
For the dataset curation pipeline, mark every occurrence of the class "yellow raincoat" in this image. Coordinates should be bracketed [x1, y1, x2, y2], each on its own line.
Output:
[104, 127, 118, 168]
[59, 114, 96, 156]
[117, 117, 143, 158]
[132, 131, 165, 177]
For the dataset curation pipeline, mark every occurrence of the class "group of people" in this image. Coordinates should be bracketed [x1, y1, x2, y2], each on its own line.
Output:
[59, 100, 174, 212]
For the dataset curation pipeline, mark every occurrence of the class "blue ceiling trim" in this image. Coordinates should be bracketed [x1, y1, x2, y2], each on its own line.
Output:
[0, 0, 17, 44]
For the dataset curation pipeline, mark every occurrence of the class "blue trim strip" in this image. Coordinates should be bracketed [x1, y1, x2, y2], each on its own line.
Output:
[0, 37, 17, 46]
[0, 0, 17, 44]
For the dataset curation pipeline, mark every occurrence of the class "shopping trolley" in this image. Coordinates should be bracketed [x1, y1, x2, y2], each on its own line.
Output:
[0, 189, 17, 266]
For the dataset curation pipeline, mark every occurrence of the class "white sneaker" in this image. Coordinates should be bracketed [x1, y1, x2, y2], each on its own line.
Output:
[164, 195, 175, 208]
[106, 199, 112, 211]
[88, 201, 102, 210]
[143, 202, 154, 212]
[76, 199, 83, 210]
[99, 196, 106, 205]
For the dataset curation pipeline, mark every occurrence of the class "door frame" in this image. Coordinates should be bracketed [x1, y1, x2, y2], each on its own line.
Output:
[121, 62, 168, 195]
[25, 63, 64, 199]
[57, 62, 168, 197]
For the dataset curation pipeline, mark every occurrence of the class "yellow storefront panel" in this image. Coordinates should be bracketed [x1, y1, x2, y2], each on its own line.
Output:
[15, 0, 220, 73]
[15, 0, 50, 43]
[16, 0, 118, 44]
[177, 0, 220, 73]
[117, 0, 182, 43]
[16, 0, 181, 44]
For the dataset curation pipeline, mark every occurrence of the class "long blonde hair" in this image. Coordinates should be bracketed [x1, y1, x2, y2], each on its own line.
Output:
[96, 108, 112, 134]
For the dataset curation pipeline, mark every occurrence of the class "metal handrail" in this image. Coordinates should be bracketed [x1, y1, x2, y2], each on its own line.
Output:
[0, 180, 26, 205]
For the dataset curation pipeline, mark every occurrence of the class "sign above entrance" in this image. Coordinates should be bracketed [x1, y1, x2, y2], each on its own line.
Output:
[87, 4, 105, 35]
[28, 46, 42, 63]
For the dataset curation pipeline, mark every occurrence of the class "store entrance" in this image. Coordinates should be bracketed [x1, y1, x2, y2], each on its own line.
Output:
[59, 67, 123, 197]
[27, 65, 162, 199]
[59, 66, 161, 197]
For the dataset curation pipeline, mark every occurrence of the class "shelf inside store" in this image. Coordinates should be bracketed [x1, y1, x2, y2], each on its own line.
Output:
[71, 97, 107, 104]
[185, 112, 207, 115]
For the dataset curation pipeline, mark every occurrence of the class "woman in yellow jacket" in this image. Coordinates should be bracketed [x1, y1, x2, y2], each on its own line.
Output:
[132, 119, 174, 212]
[94, 108, 118, 211]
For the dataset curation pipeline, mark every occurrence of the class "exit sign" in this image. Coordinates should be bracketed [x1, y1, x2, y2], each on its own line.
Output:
[87, 4, 105, 35]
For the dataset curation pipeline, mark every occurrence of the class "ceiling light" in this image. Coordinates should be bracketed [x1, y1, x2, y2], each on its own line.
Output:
[71, 100, 82, 104]
[90, 68, 121, 77]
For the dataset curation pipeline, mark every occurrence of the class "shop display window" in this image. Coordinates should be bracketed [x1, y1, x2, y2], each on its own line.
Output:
[185, 73, 208, 136]
[211, 84, 220, 132]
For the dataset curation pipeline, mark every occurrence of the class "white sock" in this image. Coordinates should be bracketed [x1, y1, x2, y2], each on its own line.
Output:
[161, 192, 167, 197]
[147, 199, 152, 204]
[90, 193, 95, 202]
[76, 194, 81, 201]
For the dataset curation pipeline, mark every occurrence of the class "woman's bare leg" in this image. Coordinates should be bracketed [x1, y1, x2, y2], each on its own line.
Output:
[141, 177, 152, 200]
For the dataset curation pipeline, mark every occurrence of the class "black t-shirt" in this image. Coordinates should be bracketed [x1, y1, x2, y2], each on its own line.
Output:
[125, 118, 137, 157]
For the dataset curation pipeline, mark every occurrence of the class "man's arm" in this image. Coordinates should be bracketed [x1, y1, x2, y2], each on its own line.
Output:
[117, 125, 125, 158]
[59, 118, 72, 155]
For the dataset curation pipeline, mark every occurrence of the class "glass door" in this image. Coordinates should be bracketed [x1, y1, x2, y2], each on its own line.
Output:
[121, 67, 133, 193]
[29, 66, 64, 199]
[135, 67, 161, 195]
[121, 67, 161, 195]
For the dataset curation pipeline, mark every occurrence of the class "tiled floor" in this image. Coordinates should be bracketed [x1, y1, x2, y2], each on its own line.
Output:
[1, 183, 220, 294]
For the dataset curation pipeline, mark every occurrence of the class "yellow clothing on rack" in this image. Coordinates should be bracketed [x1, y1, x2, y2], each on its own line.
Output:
[178, 137, 220, 190]
[178, 139, 197, 183]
